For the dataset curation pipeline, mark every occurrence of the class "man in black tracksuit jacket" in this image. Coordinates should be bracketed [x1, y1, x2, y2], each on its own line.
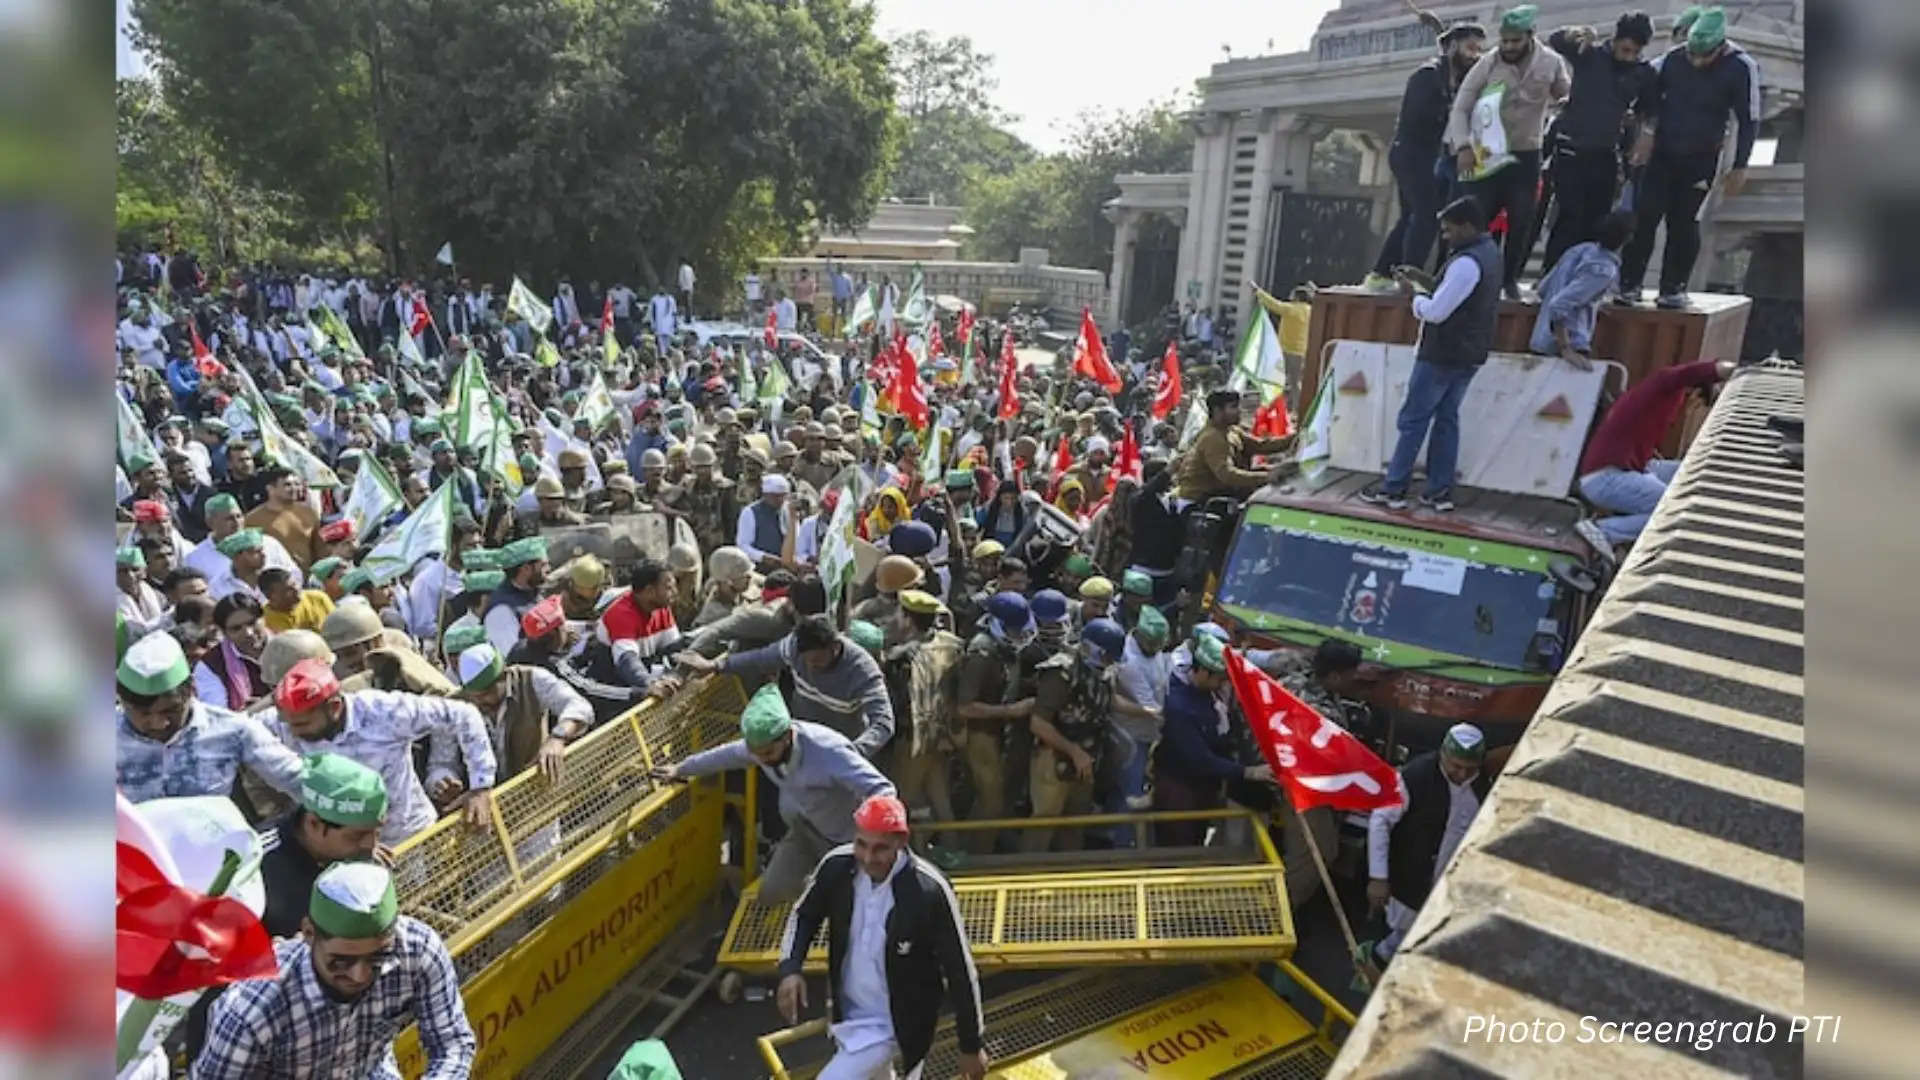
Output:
[1619, 12, 1761, 305]
[1369, 22, 1487, 280]
[777, 794, 987, 1079]
[1539, 13, 1658, 274]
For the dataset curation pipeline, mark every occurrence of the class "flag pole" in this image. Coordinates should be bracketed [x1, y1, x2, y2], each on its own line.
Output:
[1289, 790, 1381, 989]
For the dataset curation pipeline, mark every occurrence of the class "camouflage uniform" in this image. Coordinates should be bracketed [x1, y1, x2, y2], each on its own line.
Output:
[667, 477, 735, 554]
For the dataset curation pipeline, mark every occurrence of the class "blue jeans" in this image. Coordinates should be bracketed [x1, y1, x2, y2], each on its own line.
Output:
[1579, 460, 1681, 544]
[1384, 361, 1479, 496]
[1104, 730, 1152, 848]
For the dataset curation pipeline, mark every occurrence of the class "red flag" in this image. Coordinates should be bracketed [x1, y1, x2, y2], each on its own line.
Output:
[116, 841, 276, 998]
[1224, 647, 1402, 812]
[189, 323, 225, 378]
[1071, 307, 1122, 392]
[1045, 434, 1073, 501]
[1151, 340, 1182, 420]
[1252, 394, 1293, 439]
[928, 321, 945, 358]
[893, 341, 929, 430]
[997, 330, 1021, 420]
[601, 293, 615, 336]
[956, 309, 976, 362]
[764, 307, 778, 349]
[1110, 424, 1143, 492]
[409, 294, 432, 338]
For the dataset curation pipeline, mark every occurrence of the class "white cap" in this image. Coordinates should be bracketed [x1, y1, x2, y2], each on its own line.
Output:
[1085, 435, 1111, 455]
[762, 474, 791, 495]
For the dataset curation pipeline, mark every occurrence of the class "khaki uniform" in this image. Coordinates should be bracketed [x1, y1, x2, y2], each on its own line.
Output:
[1023, 653, 1106, 854]
[793, 452, 844, 496]
[1174, 425, 1290, 501]
[882, 630, 964, 840]
[666, 478, 736, 554]
[956, 633, 1026, 855]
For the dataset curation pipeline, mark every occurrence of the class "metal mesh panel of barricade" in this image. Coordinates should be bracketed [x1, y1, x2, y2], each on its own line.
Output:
[393, 675, 744, 970]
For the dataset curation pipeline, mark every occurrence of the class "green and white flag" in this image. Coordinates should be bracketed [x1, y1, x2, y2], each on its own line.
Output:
[573, 368, 617, 434]
[116, 391, 158, 471]
[844, 285, 877, 339]
[479, 412, 523, 497]
[318, 306, 364, 359]
[448, 352, 495, 451]
[1227, 306, 1287, 405]
[1178, 394, 1208, 452]
[899, 263, 932, 331]
[817, 465, 873, 620]
[757, 352, 790, 404]
[860, 378, 881, 434]
[735, 347, 757, 402]
[231, 365, 339, 489]
[361, 480, 456, 582]
[508, 277, 554, 335]
[1297, 375, 1334, 479]
[533, 332, 561, 368]
[918, 414, 945, 478]
[340, 454, 402, 541]
[396, 324, 427, 369]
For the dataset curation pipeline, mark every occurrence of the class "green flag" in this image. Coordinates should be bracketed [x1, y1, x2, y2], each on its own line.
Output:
[900, 264, 932, 331]
[396, 324, 427, 370]
[817, 465, 873, 620]
[1228, 307, 1286, 405]
[116, 391, 158, 472]
[573, 368, 616, 433]
[918, 414, 945, 478]
[844, 285, 877, 339]
[340, 454, 402, 541]
[361, 480, 456, 582]
[533, 332, 561, 369]
[318, 306, 365, 359]
[1297, 375, 1334, 479]
[757, 353, 790, 404]
[508, 277, 554, 334]
[736, 347, 757, 401]
[448, 352, 494, 451]
[231, 365, 339, 489]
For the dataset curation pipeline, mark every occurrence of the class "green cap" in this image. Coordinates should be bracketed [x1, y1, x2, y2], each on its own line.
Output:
[1134, 605, 1169, 645]
[1686, 6, 1725, 52]
[456, 644, 506, 692]
[1191, 634, 1226, 673]
[341, 567, 375, 593]
[517, 453, 541, 475]
[1062, 554, 1095, 577]
[1499, 3, 1537, 32]
[500, 536, 549, 569]
[299, 753, 388, 827]
[443, 624, 488, 655]
[215, 528, 265, 557]
[414, 417, 441, 435]
[429, 438, 454, 455]
[462, 569, 505, 593]
[608, 1040, 683, 1080]
[117, 631, 191, 696]
[739, 683, 792, 747]
[1121, 569, 1153, 597]
[462, 548, 501, 572]
[204, 493, 241, 517]
[127, 451, 157, 473]
[309, 556, 346, 583]
[267, 391, 299, 410]
[308, 862, 399, 939]
[847, 620, 885, 652]
[116, 546, 146, 570]
[944, 468, 975, 489]
[1442, 722, 1487, 761]
[196, 417, 230, 434]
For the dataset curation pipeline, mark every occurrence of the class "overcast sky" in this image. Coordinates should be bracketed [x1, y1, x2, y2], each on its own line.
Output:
[118, 0, 1333, 153]
[873, 0, 1329, 152]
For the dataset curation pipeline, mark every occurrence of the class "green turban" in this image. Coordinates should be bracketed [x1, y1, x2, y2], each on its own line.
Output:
[1674, 4, 1706, 34]
[340, 566, 375, 593]
[607, 1040, 682, 1080]
[127, 451, 157, 474]
[500, 536, 549, 569]
[203, 493, 240, 517]
[308, 862, 399, 939]
[118, 630, 191, 696]
[215, 528, 265, 557]
[1499, 4, 1537, 32]
[309, 557, 345, 584]
[116, 546, 146, 570]
[739, 683, 792, 747]
[1133, 605, 1169, 646]
[463, 548, 501, 572]
[461, 570, 505, 593]
[299, 753, 388, 828]
[847, 621, 885, 652]
[1191, 634, 1227, 673]
[1062, 554, 1095, 578]
[1686, 7, 1726, 53]
[443, 624, 488, 656]
[1121, 569, 1153, 597]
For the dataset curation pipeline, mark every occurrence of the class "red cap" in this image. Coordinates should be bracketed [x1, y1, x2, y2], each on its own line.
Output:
[633, 401, 657, 422]
[821, 488, 841, 513]
[853, 794, 910, 835]
[275, 658, 341, 713]
[318, 519, 355, 543]
[521, 595, 565, 639]
[132, 499, 170, 524]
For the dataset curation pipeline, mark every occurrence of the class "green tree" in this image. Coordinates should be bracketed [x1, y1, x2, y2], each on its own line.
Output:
[962, 100, 1193, 270]
[885, 31, 1032, 204]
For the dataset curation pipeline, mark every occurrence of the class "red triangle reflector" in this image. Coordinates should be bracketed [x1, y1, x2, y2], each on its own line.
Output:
[1537, 394, 1574, 420]
[1338, 371, 1368, 393]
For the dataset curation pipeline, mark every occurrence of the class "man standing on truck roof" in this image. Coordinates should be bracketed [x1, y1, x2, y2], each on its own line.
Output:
[1576, 358, 1734, 551]
[652, 683, 895, 905]
[776, 794, 988, 1080]
[1173, 388, 1292, 502]
[1366, 723, 1493, 965]
[1364, 197, 1502, 513]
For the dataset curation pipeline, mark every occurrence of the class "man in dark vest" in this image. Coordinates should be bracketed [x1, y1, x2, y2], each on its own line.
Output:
[1364, 196, 1502, 512]
[735, 473, 792, 574]
[452, 642, 593, 783]
[482, 536, 549, 656]
[1365, 723, 1492, 964]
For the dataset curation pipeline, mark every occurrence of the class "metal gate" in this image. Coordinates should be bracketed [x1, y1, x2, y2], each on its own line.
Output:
[1126, 214, 1182, 328]
[1264, 189, 1377, 295]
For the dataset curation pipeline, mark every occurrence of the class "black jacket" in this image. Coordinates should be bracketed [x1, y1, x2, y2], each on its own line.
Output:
[1386, 752, 1493, 911]
[258, 812, 322, 939]
[1127, 465, 1181, 572]
[778, 848, 983, 1073]
[1545, 32, 1657, 151]
[1391, 57, 1457, 156]
[1645, 42, 1760, 168]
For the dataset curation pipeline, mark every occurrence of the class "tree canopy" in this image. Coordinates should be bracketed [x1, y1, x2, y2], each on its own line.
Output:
[126, 0, 899, 287]
[886, 31, 1033, 205]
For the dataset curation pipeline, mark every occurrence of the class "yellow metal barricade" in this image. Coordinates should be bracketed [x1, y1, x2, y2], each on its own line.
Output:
[389, 676, 745, 1080]
[720, 809, 1296, 973]
[757, 962, 1353, 1080]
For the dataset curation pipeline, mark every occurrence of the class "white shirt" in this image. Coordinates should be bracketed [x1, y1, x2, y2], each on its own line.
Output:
[118, 319, 167, 369]
[677, 263, 695, 292]
[649, 293, 677, 337]
[774, 297, 797, 332]
[743, 274, 763, 302]
[1367, 770, 1482, 883]
[795, 512, 824, 566]
[1412, 254, 1483, 324]
[479, 666, 593, 766]
[483, 602, 525, 657]
[736, 502, 789, 564]
[835, 853, 907, 1056]
[608, 286, 635, 318]
[207, 567, 267, 605]
[185, 533, 299, 582]
[408, 557, 459, 641]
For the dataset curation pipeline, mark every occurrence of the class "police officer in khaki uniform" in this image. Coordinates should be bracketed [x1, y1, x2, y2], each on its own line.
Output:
[665, 443, 737, 554]
[1022, 617, 1127, 854]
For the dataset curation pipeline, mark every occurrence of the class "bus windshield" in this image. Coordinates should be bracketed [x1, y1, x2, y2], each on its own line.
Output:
[1218, 507, 1565, 670]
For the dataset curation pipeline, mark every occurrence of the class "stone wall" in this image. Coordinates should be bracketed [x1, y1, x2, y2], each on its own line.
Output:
[760, 253, 1110, 329]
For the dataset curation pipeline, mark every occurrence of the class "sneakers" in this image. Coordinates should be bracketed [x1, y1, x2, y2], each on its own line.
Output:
[1611, 291, 1640, 307]
[1655, 292, 1689, 309]
[1360, 486, 1409, 511]
[1574, 517, 1615, 562]
[1501, 282, 1522, 302]
[1361, 272, 1395, 292]
[1419, 490, 1455, 512]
